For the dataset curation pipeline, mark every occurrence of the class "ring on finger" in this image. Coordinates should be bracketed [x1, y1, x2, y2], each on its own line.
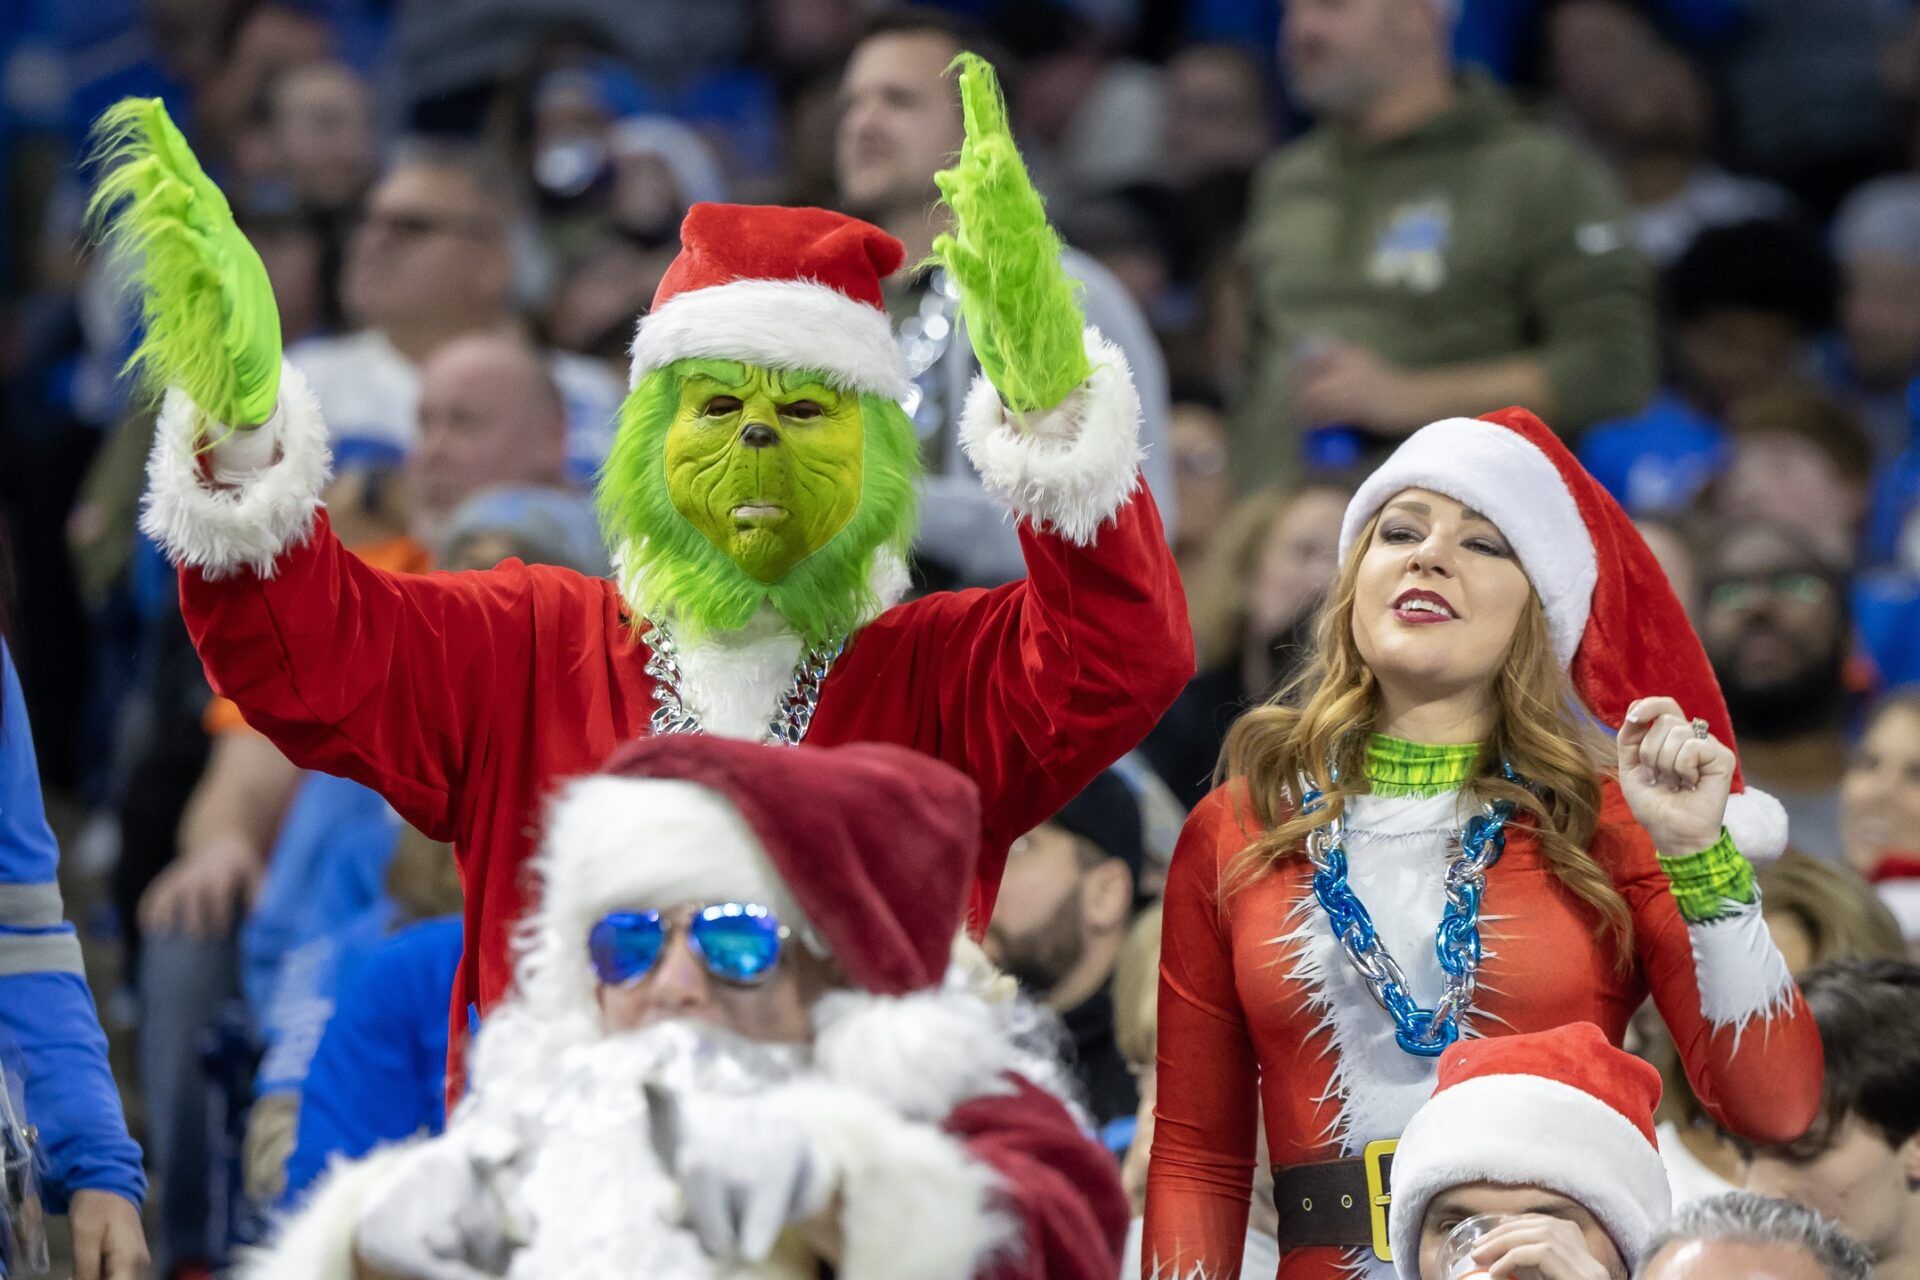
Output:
[1690, 717, 1710, 740]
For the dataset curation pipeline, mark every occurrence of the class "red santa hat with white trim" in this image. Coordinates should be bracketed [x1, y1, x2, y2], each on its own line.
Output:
[1338, 407, 1789, 859]
[627, 203, 912, 399]
[1386, 1022, 1671, 1276]
[521, 734, 981, 1029]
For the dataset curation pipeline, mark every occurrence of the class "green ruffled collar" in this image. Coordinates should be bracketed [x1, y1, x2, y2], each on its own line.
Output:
[1365, 735, 1481, 798]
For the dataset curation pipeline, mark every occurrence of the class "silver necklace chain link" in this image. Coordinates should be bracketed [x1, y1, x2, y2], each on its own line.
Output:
[643, 616, 844, 747]
[1300, 763, 1516, 1057]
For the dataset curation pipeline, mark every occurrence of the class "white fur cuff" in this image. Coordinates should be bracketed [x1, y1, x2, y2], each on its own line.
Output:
[777, 1083, 1013, 1280]
[139, 360, 333, 580]
[1689, 899, 1799, 1042]
[237, 1145, 410, 1280]
[959, 326, 1144, 546]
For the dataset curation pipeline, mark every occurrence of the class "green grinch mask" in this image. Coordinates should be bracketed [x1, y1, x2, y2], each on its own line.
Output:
[664, 362, 865, 583]
[597, 357, 921, 646]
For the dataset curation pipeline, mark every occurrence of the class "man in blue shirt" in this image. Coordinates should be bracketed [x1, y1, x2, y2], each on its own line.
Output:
[0, 639, 147, 1279]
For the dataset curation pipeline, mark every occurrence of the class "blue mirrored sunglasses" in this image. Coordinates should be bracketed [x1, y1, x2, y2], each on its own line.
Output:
[587, 903, 790, 988]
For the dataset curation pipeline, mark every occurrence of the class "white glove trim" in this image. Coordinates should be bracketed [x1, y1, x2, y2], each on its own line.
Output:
[958, 325, 1145, 547]
[142, 359, 334, 579]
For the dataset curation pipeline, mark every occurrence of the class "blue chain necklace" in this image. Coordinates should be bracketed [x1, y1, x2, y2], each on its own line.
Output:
[1300, 763, 1517, 1057]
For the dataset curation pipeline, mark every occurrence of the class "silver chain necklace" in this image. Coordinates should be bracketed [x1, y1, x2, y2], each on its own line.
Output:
[1300, 762, 1517, 1057]
[643, 616, 844, 746]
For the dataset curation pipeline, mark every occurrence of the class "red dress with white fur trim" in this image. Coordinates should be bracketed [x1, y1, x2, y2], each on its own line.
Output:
[1141, 779, 1821, 1280]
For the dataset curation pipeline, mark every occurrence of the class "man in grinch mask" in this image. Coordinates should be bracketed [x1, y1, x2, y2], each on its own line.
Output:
[93, 58, 1191, 1053]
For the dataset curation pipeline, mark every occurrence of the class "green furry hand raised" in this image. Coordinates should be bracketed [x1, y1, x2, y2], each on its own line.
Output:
[933, 54, 1091, 418]
[89, 98, 282, 430]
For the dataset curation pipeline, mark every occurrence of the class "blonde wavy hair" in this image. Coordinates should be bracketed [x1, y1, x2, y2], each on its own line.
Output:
[1221, 509, 1634, 960]
[1187, 483, 1351, 670]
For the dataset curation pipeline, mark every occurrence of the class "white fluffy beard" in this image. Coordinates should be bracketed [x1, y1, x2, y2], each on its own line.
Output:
[478, 1020, 811, 1280]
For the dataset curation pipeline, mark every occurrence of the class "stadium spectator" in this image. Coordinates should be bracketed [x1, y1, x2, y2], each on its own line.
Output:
[1161, 43, 1275, 194]
[1698, 520, 1853, 859]
[1580, 220, 1836, 517]
[1143, 480, 1350, 809]
[1639, 1192, 1873, 1280]
[1389, 1023, 1670, 1280]
[1743, 961, 1920, 1280]
[1167, 390, 1235, 579]
[834, 7, 1173, 587]
[1716, 387, 1875, 565]
[0, 638, 149, 1280]
[999, 6, 1167, 205]
[290, 141, 623, 477]
[256, 60, 377, 220]
[242, 826, 459, 1203]
[1828, 177, 1920, 458]
[984, 770, 1149, 1129]
[1546, 3, 1791, 266]
[1231, 0, 1655, 486]
[525, 63, 637, 264]
[1762, 851, 1911, 975]
[1839, 691, 1920, 949]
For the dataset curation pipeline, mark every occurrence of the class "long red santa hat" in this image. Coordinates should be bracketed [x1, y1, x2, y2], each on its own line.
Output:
[1339, 407, 1788, 859]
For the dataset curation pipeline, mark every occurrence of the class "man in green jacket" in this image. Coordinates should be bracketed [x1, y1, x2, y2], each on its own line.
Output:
[1233, 0, 1656, 487]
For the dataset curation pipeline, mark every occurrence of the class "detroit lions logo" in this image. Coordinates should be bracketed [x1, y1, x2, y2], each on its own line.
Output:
[1369, 199, 1451, 295]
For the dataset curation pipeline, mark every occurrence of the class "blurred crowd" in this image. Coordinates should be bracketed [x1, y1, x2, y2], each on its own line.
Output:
[10, 0, 1920, 1276]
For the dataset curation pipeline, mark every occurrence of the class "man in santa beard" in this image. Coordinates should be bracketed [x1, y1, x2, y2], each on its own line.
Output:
[243, 736, 1124, 1280]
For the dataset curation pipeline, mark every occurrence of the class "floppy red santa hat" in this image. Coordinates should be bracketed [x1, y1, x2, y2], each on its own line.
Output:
[1338, 407, 1788, 859]
[1386, 1021, 1671, 1276]
[528, 732, 981, 1020]
[628, 202, 912, 399]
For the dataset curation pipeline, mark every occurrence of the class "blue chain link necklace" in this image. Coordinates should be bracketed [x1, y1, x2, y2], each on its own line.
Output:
[1300, 762, 1518, 1057]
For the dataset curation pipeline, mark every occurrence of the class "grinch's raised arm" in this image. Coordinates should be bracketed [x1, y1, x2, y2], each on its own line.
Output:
[88, 97, 282, 431]
[90, 100, 542, 843]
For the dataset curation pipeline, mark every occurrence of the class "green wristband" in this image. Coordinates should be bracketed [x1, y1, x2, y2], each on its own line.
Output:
[1657, 830, 1756, 924]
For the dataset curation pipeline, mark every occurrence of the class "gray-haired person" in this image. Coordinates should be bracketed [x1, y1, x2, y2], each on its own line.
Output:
[1638, 1192, 1872, 1280]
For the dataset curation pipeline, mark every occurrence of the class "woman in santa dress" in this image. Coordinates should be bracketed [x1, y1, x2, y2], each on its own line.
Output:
[1142, 409, 1825, 1280]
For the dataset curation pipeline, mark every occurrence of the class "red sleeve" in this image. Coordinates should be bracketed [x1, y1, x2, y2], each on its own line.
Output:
[1598, 783, 1824, 1143]
[870, 484, 1192, 924]
[177, 511, 575, 841]
[1142, 787, 1261, 1278]
[943, 1078, 1129, 1280]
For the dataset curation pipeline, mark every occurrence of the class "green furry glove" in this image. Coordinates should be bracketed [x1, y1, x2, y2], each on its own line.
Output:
[89, 98, 282, 430]
[932, 54, 1091, 418]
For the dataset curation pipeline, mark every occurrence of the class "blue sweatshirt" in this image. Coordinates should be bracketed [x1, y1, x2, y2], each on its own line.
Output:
[0, 640, 145, 1210]
[282, 915, 459, 1202]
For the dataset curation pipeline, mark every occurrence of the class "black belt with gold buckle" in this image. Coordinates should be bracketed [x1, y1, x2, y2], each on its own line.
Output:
[1271, 1139, 1398, 1262]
